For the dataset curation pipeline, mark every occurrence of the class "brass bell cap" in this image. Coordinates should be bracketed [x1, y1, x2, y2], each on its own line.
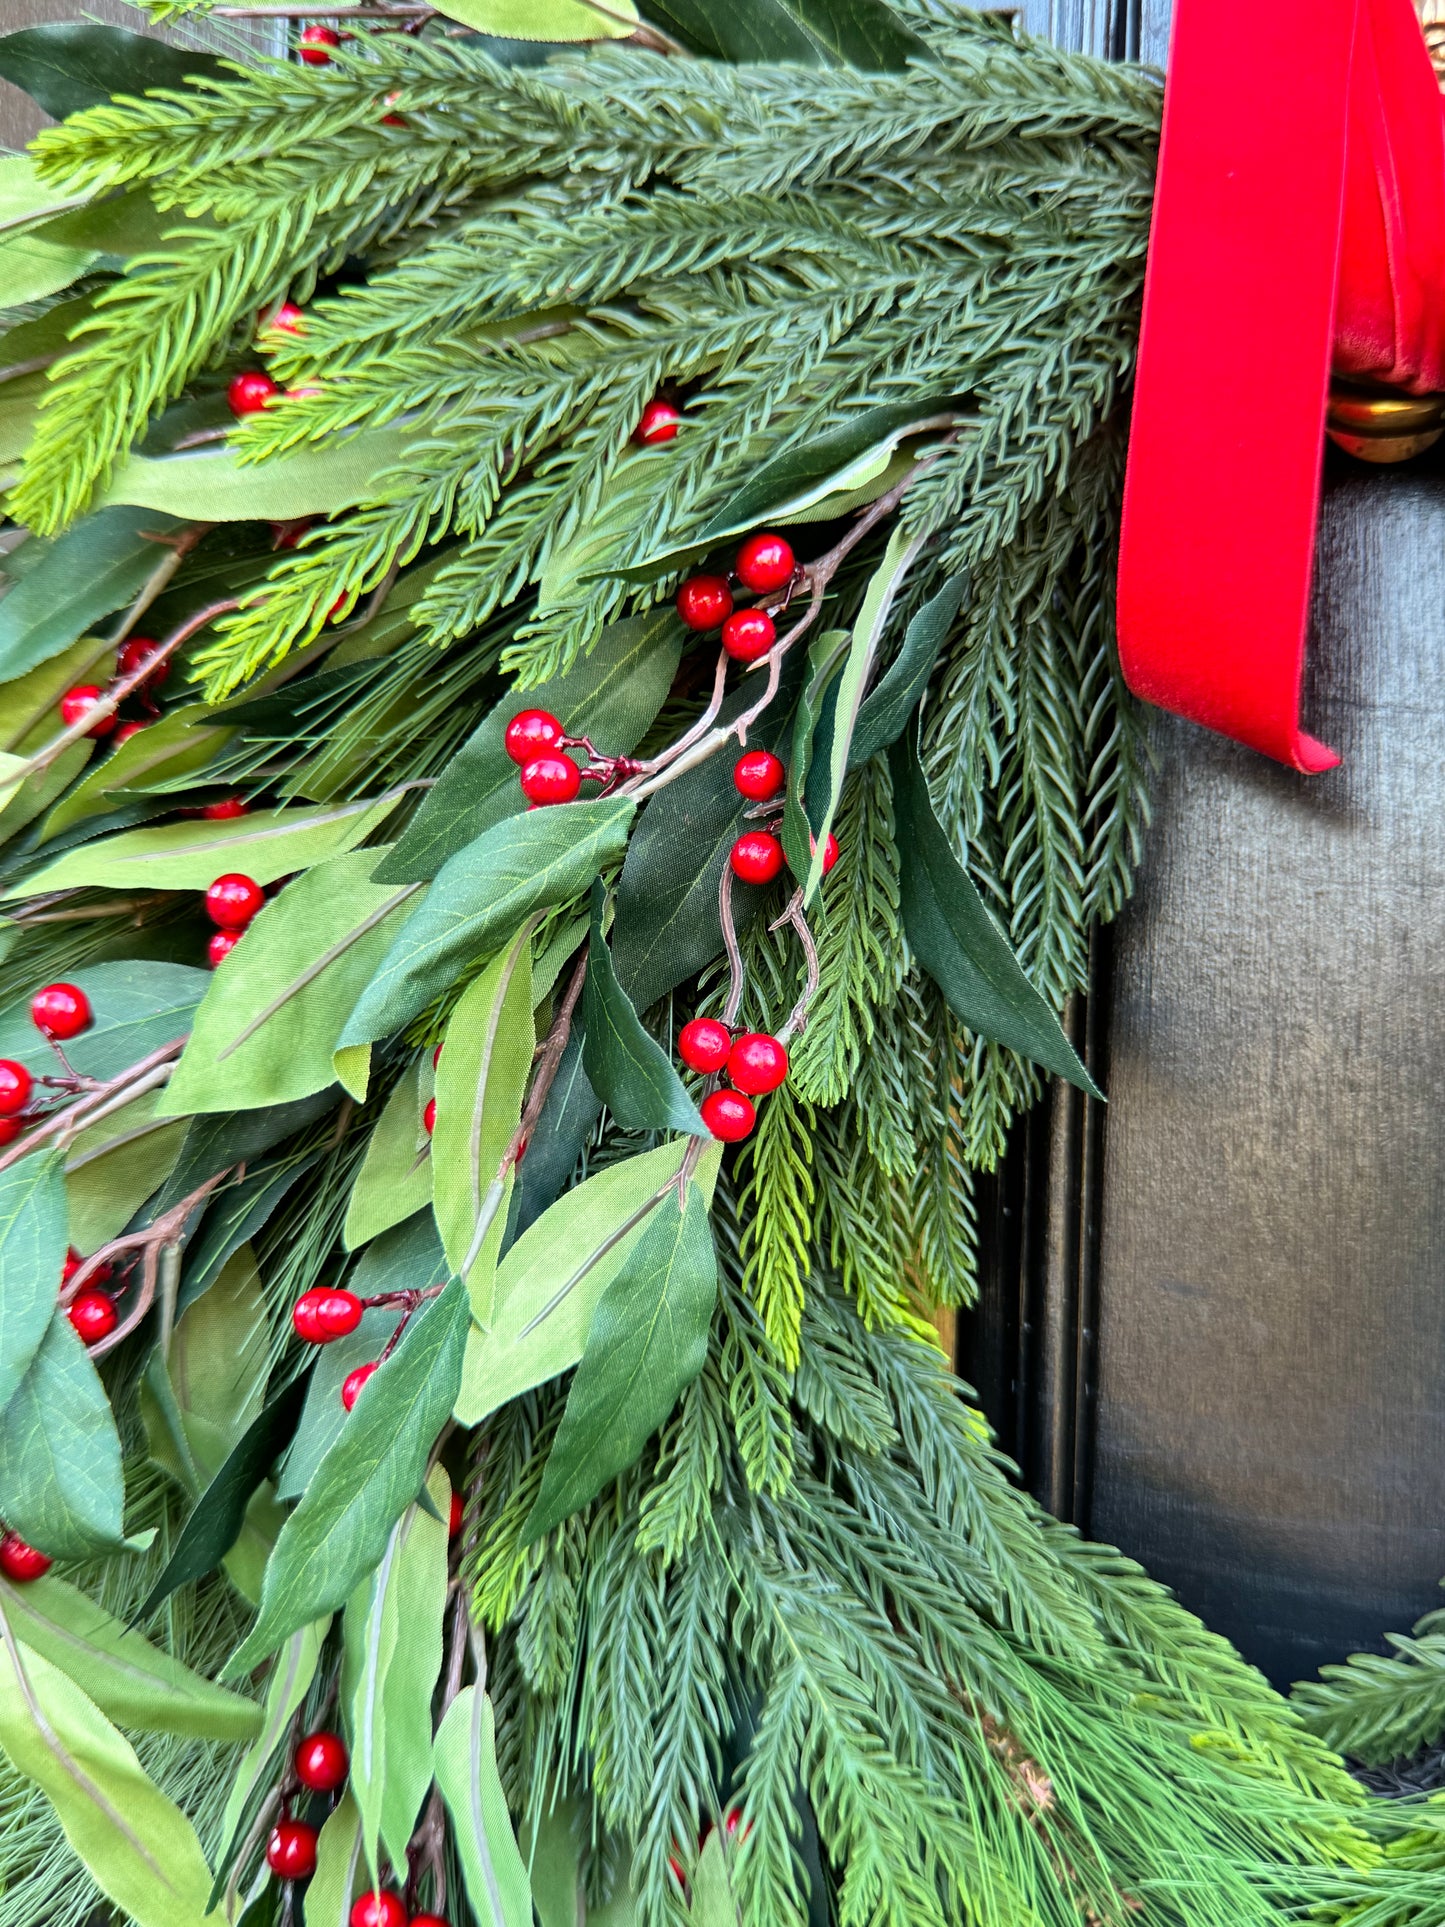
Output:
[1327, 380, 1445, 436]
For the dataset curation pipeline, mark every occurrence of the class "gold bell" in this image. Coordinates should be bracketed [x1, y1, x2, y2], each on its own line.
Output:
[1326, 381, 1445, 462]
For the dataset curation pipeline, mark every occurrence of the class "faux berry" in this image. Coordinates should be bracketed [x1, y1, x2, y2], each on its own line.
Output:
[227, 370, 279, 418]
[207, 929, 242, 969]
[295, 1729, 349, 1793]
[350, 1895, 406, 1927]
[676, 575, 733, 632]
[448, 1489, 464, 1537]
[298, 22, 341, 62]
[265, 301, 306, 336]
[723, 1806, 752, 1843]
[735, 531, 795, 593]
[504, 709, 564, 765]
[733, 749, 785, 801]
[701, 1089, 756, 1142]
[0, 1060, 31, 1116]
[519, 753, 581, 806]
[59, 685, 114, 738]
[409, 1916, 450, 1927]
[203, 797, 249, 820]
[266, 1818, 319, 1881]
[0, 1532, 50, 1582]
[677, 1018, 732, 1075]
[68, 1291, 118, 1345]
[341, 1361, 379, 1411]
[423, 1097, 437, 1136]
[32, 982, 91, 1040]
[115, 637, 169, 688]
[813, 831, 840, 875]
[721, 608, 775, 663]
[432, 1041, 443, 1070]
[292, 1287, 363, 1344]
[727, 1032, 789, 1096]
[0, 1120, 22, 1148]
[729, 831, 784, 886]
[205, 873, 265, 930]
[112, 721, 146, 746]
[635, 398, 683, 445]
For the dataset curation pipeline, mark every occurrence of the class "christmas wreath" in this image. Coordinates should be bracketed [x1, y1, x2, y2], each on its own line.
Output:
[0, 3, 1437, 1924]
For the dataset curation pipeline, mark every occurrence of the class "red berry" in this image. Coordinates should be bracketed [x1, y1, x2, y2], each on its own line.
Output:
[668, 1853, 688, 1888]
[0, 1120, 22, 1147]
[207, 929, 242, 969]
[729, 831, 784, 886]
[635, 398, 683, 445]
[202, 797, 249, 820]
[723, 1806, 752, 1843]
[341, 1361, 379, 1411]
[735, 532, 795, 593]
[409, 1917, 450, 1927]
[270, 518, 313, 550]
[701, 1089, 756, 1142]
[727, 1032, 789, 1096]
[265, 301, 306, 336]
[62, 1246, 112, 1289]
[519, 753, 581, 806]
[504, 710, 564, 765]
[448, 1489, 463, 1537]
[733, 749, 785, 801]
[381, 92, 406, 126]
[298, 22, 341, 61]
[350, 1896, 406, 1927]
[676, 575, 733, 632]
[112, 721, 146, 746]
[721, 608, 776, 663]
[292, 1287, 362, 1344]
[59, 685, 114, 738]
[266, 1818, 319, 1881]
[677, 1018, 732, 1075]
[813, 832, 840, 876]
[227, 370, 279, 418]
[67, 1291, 118, 1345]
[0, 1532, 50, 1582]
[32, 982, 91, 1041]
[0, 1060, 31, 1117]
[295, 1729, 349, 1793]
[432, 1041, 443, 1069]
[205, 873, 265, 930]
[115, 637, 169, 688]
[423, 1097, 437, 1136]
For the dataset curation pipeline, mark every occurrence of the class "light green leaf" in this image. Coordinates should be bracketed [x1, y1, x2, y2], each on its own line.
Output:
[433, 926, 534, 1320]
[161, 849, 423, 1116]
[524, 1180, 715, 1540]
[0, 1313, 125, 1557]
[11, 793, 402, 897]
[217, 1618, 329, 1871]
[0, 1572, 260, 1741]
[455, 1140, 720, 1426]
[690, 1830, 735, 1925]
[0, 1625, 216, 1927]
[41, 700, 236, 840]
[343, 1466, 448, 1883]
[167, 1244, 269, 1473]
[581, 881, 705, 1135]
[344, 1057, 432, 1251]
[0, 156, 87, 237]
[305, 1791, 364, 1927]
[94, 426, 420, 522]
[0, 507, 187, 684]
[0, 1149, 68, 1416]
[225, 1280, 469, 1675]
[0, 632, 110, 754]
[64, 1091, 187, 1253]
[433, 1686, 533, 1927]
[0, 229, 96, 308]
[428, 0, 636, 39]
[343, 797, 634, 1053]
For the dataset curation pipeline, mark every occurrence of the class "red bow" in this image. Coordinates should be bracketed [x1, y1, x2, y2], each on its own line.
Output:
[1116, 0, 1445, 772]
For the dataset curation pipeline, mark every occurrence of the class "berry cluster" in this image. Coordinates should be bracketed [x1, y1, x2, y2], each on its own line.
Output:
[0, 979, 93, 1150]
[726, 748, 838, 890]
[682, 1017, 789, 1144]
[502, 706, 640, 807]
[58, 634, 170, 749]
[263, 1727, 352, 1883]
[676, 530, 798, 663]
[668, 1807, 751, 1890]
[204, 868, 264, 967]
[0, 1528, 51, 1582]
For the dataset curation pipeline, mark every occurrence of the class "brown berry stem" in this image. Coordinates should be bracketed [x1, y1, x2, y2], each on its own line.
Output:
[0, 1038, 188, 1175]
[770, 890, 821, 1044]
[58, 1170, 235, 1358]
[718, 862, 746, 1031]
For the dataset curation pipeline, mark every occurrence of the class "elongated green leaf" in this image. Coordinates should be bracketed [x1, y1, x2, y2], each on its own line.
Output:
[178, 1154, 318, 1315]
[433, 1686, 533, 1927]
[0, 226, 96, 308]
[0, 1315, 124, 1556]
[582, 882, 704, 1135]
[64, 1092, 187, 1253]
[225, 1281, 469, 1675]
[512, 1031, 598, 1239]
[644, 0, 920, 65]
[455, 1141, 719, 1425]
[0, 960, 207, 1085]
[42, 700, 236, 841]
[343, 1467, 448, 1882]
[305, 1791, 364, 1927]
[847, 575, 966, 768]
[690, 1831, 736, 1925]
[433, 928, 534, 1318]
[12, 794, 401, 897]
[0, 1572, 259, 1741]
[0, 507, 187, 683]
[94, 427, 419, 522]
[525, 1180, 716, 1540]
[781, 629, 847, 888]
[344, 798, 634, 1052]
[167, 1244, 270, 1473]
[344, 1057, 432, 1251]
[0, 1626, 216, 1927]
[215, 1617, 329, 1887]
[0, 24, 226, 119]
[377, 610, 679, 883]
[162, 850, 422, 1116]
[0, 632, 110, 755]
[0, 295, 94, 379]
[889, 731, 1099, 1095]
[430, 0, 635, 35]
[0, 1149, 68, 1416]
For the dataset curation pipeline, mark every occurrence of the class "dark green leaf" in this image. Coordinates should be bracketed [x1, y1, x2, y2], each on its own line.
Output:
[0, 1150, 68, 1415]
[0, 24, 225, 121]
[0, 1314, 125, 1557]
[223, 1281, 470, 1675]
[136, 1375, 308, 1621]
[782, 631, 847, 885]
[375, 610, 679, 884]
[159, 1091, 336, 1216]
[343, 798, 635, 1052]
[889, 731, 1099, 1096]
[847, 575, 967, 768]
[511, 1031, 598, 1241]
[0, 508, 187, 683]
[641, 0, 921, 70]
[582, 882, 705, 1135]
[523, 1180, 716, 1540]
[0, 961, 208, 1086]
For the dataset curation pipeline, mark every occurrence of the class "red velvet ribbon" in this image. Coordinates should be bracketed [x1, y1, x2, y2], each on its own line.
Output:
[1117, 0, 1445, 771]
